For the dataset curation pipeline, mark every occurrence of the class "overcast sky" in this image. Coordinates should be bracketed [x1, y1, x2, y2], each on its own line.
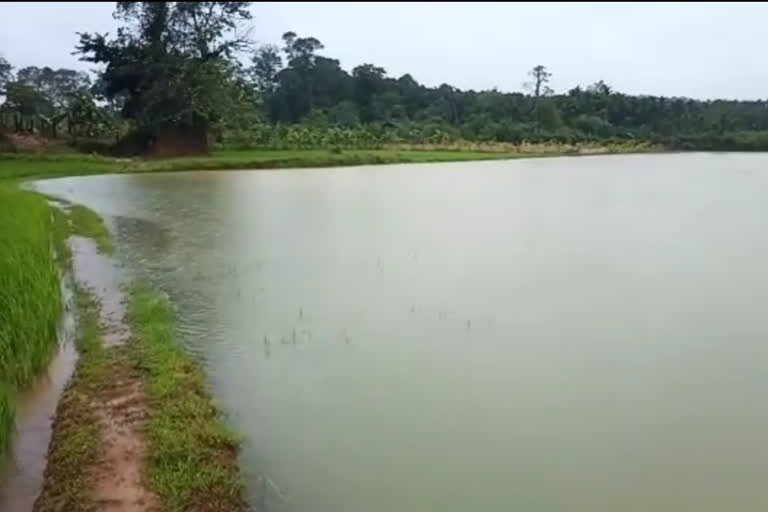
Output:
[0, 2, 765, 100]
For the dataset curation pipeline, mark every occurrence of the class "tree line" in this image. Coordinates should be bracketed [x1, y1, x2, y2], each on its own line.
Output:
[2, 1, 768, 154]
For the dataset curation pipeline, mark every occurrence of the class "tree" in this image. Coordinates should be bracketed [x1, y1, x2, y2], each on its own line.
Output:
[0, 56, 12, 95]
[525, 65, 553, 98]
[66, 88, 115, 138]
[587, 80, 612, 96]
[352, 64, 386, 122]
[534, 99, 562, 130]
[76, 1, 253, 155]
[16, 67, 91, 110]
[250, 44, 282, 94]
[572, 114, 614, 137]
[328, 100, 359, 126]
[2, 81, 52, 132]
[281, 31, 323, 68]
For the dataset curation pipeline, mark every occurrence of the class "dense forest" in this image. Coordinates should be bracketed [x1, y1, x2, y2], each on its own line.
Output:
[2, 1, 768, 155]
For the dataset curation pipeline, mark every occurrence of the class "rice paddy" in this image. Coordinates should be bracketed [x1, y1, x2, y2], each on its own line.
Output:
[0, 185, 62, 456]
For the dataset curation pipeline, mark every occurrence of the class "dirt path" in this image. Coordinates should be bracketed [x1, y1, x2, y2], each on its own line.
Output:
[90, 347, 159, 512]
[34, 237, 160, 512]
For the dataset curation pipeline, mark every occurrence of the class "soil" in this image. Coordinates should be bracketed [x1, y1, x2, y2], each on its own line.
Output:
[90, 348, 159, 512]
[0, 133, 68, 152]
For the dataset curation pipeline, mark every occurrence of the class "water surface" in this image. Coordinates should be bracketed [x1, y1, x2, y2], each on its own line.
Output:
[33, 154, 768, 511]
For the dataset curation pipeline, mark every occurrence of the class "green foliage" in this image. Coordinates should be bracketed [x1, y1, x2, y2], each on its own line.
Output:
[250, 44, 282, 95]
[243, 35, 768, 150]
[68, 204, 114, 255]
[535, 99, 563, 130]
[572, 114, 615, 137]
[15, 67, 91, 110]
[0, 384, 12, 460]
[76, 2, 253, 147]
[0, 56, 12, 95]
[7, 17, 768, 151]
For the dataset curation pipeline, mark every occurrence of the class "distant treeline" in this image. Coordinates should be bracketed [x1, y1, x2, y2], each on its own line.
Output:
[2, 2, 768, 154]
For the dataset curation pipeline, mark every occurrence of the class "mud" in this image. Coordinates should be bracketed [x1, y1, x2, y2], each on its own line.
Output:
[71, 236, 159, 511]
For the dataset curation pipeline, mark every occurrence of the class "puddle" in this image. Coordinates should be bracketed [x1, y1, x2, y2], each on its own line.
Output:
[70, 236, 129, 346]
[0, 278, 77, 511]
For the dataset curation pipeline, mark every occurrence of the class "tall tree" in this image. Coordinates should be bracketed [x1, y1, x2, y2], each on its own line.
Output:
[76, 1, 252, 155]
[525, 65, 553, 98]
[250, 44, 282, 94]
[281, 32, 323, 68]
[587, 80, 612, 96]
[352, 64, 386, 122]
[0, 56, 12, 95]
[15, 67, 90, 110]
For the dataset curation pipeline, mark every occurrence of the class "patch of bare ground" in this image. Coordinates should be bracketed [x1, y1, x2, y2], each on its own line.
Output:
[89, 345, 159, 512]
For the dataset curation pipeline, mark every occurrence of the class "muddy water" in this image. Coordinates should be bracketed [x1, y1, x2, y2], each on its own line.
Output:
[0, 234, 128, 511]
[0, 280, 76, 511]
[31, 154, 768, 511]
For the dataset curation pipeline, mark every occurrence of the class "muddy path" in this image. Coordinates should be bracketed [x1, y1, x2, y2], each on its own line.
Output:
[32, 237, 159, 512]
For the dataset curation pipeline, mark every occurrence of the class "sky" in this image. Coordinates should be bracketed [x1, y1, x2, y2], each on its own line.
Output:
[0, 2, 765, 100]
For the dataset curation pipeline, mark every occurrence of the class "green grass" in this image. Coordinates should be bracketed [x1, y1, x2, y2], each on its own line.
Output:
[0, 185, 62, 456]
[0, 385, 12, 457]
[127, 282, 245, 512]
[34, 287, 105, 512]
[0, 142, 662, 182]
[0, 148, 540, 181]
[68, 205, 114, 255]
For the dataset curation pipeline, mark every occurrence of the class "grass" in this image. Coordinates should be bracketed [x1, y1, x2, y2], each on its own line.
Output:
[127, 282, 245, 512]
[0, 147, 577, 182]
[0, 386, 12, 458]
[0, 185, 62, 456]
[0, 175, 113, 463]
[68, 204, 115, 255]
[34, 287, 105, 512]
[0, 140, 663, 182]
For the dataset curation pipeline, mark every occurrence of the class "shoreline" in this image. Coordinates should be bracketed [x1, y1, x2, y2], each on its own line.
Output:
[0, 144, 660, 182]
[0, 190, 247, 511]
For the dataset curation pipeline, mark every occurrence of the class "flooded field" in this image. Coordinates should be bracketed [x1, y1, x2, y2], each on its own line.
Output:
[31, 153, 768, 511]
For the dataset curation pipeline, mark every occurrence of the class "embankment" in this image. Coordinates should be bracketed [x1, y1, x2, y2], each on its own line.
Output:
[0, 141, 657, 181]
[0, 181, 246, 511]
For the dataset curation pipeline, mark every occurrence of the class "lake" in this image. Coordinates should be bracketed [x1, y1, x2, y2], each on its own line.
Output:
[33, 153, 768, 511]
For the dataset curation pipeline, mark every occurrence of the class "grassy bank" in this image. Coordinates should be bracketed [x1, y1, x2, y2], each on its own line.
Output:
[35, 281, 246, 511]
[0, 141, 655, 181]
[0, 149, 523, 181]
[0, 185, 62, 456]
[24, 197, 245, 510]
[128, 283, 245, 511]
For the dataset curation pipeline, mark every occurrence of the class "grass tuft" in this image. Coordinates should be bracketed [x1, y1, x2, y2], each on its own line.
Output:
[127, 282, 246, 512]
[68, 204, 114, 255]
